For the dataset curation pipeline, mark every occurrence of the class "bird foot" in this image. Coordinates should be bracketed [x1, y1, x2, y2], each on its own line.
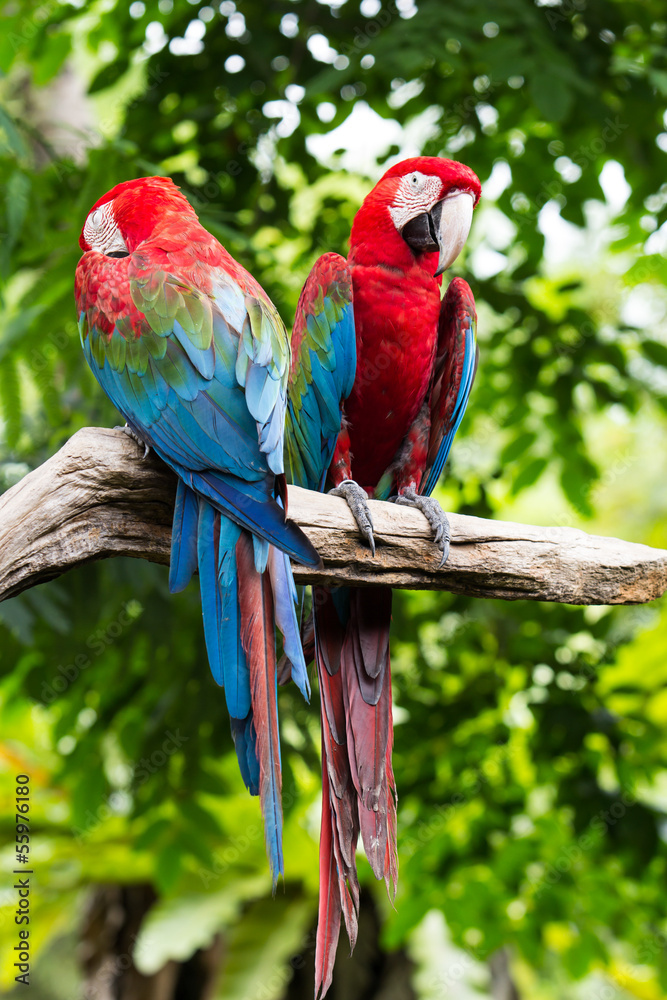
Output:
[116, 423, 150, 458]
[328, 479, 375, 555]
[391, 487, 450, 567]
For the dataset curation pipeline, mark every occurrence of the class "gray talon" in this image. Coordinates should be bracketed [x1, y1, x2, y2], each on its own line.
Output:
[116, 423, 150, 458]
[328, 479, 376, 555]
[392, 487, 451, 567]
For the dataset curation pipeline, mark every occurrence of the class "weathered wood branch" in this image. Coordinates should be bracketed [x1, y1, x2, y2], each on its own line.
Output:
[1, 427, 665, 606]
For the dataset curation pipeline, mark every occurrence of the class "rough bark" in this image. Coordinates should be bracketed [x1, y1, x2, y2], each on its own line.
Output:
[1, 426, 665, 606]
[79, 885, 223, 1000]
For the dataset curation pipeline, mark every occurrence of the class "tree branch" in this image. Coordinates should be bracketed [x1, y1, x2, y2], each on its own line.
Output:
[1, 427, 665, 606]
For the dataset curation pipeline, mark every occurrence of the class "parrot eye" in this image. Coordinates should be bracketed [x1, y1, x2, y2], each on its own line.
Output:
[82, 199, 128, 257]
[408, 173, 425, 190]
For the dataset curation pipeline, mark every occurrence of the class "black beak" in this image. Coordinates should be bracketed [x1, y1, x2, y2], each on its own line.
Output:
[401, 203, 441, 255]
[400, 193, 474, 277]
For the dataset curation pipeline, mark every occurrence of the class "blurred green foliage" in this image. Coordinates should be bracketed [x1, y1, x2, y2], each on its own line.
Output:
[1, 0, 667, 996]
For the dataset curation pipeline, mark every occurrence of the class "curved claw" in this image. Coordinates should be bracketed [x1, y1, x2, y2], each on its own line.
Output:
[116, 423, 150, 459]
[392, 487, 451, 567]
[328, 479, 376, 556]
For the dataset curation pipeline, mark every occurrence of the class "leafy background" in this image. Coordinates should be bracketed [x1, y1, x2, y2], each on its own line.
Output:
[1, 0, 667, 996]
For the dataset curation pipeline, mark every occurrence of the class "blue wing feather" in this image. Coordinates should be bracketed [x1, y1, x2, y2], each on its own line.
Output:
[421, 278, 478, 498]
[284, 252, 356, 492]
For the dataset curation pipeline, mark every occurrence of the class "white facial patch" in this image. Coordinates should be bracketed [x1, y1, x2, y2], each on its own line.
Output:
[388, 172, 444, 231]
[83, 200, 125, 254]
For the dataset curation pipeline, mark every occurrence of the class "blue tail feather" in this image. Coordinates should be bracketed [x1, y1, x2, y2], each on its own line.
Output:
[218, 522, 251, 720]
[169, 480, 200, 593]
[197, 500, 225, 686]
[176, 479, 313, 880]
[230, 714, 260, 795]
[196, 500, 252, 723]
[269, 546, 310, 702]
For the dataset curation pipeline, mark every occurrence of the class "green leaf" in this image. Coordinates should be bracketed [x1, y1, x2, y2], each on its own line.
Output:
[642, 340, 667, 368]
[0, 356, 21, 445]
[218, 897, 315, 1000]
[154, 842, 184, 895]
[134, 818, 172, 852]
[5, 171, 31, 247]
[529, 72, 573, 122]
[0, 106, 26, 159]
[31, 32, 71, 86]
[511, 457, 548, 495]
[134, 878, 268, 975]
[560, 456, 597, 517]
[181, 798, 224, 839]
[501, 431, 536, 466]
[70, 764, 107, 831]
[88, 57, 131, 94]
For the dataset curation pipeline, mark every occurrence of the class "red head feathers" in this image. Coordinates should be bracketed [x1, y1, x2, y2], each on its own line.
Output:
[349, 156, 481, 274]
[79, 176, 196, 256]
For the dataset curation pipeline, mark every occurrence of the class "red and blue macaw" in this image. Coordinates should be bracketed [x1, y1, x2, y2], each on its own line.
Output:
[285, 156, 481, 996]
[74, 176, 321, 884]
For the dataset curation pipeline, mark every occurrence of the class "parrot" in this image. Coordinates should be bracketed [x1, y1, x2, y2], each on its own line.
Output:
[284, 156, 481, 997]
[74, 175, 322, 884]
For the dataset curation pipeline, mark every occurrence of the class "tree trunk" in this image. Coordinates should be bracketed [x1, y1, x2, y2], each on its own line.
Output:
[79, 885, 223, 1000]
[77, 885, 414, 1000]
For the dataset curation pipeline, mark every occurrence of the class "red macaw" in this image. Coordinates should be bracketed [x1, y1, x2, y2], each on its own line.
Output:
[74, 176, 321, 883]
[285, 156, 481, 996]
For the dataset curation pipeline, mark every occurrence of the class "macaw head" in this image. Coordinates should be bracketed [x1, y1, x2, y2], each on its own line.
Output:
[79, 176, 196, 257]
[350, 156, 481, 275]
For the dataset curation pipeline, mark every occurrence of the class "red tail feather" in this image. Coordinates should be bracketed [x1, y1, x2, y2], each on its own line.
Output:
[318, 647, 360, 947]
[236, 532, 283, 883]
[384, 669, 398, 900]
[313, 586, 396, 996]
[315, 764, 342, 1000]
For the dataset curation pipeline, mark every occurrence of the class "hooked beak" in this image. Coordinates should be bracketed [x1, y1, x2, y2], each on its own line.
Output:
[401, 190, 474, 276]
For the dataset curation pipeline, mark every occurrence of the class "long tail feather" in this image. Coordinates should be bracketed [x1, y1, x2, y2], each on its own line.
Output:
[193, 494, 311, 881]
[313, 585, 396, 997]
[196, 499, 250, 718]
[196, 498, 257, 795]
[169, 479, 199, 593]
[237, 531, 284, 885]
[197, 500, 224, 685]
[318, 644, 360, 944]
[315, 767, 342, 1000]
[384, 669, 398, 901]
[230, 714, 260, 795]
[268, 546, 310, 701]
